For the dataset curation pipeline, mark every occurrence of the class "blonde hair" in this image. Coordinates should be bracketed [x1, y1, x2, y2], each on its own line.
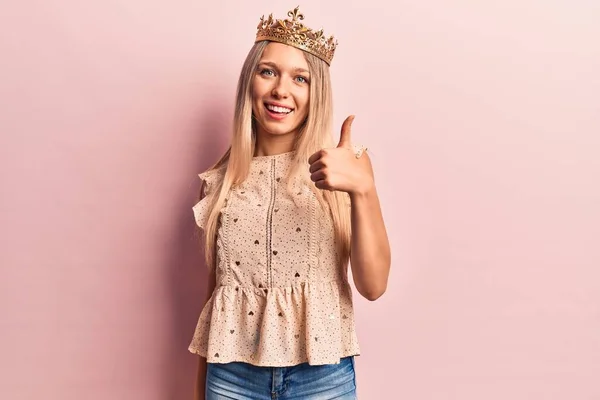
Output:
[200, 40, 351, 270]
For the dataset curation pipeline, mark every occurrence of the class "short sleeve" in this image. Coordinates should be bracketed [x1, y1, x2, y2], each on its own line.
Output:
[192, 168, 223, 230]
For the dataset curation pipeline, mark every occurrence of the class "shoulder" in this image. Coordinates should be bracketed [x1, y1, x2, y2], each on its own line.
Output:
[198, 165, 226, 197]
[198, 165, 226, 184]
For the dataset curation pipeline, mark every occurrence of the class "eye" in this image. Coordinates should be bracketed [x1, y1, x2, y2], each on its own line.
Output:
[295, 75, 309, 84]
[259, 68, 275, 77]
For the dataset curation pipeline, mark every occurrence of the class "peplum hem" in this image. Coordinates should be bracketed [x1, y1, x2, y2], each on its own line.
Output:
[188, 280, 360, 366]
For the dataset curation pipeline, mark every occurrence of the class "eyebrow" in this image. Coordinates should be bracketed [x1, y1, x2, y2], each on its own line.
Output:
[258, 61, 309, 74]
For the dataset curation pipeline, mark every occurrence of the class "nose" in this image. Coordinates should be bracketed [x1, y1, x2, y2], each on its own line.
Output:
[271, 77, 290, 99]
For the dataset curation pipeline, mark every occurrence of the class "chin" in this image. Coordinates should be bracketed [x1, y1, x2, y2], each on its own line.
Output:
[260, 120, 302, 136]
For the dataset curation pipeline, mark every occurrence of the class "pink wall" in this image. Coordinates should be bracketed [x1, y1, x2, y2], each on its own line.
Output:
[1, 1, 599, 399]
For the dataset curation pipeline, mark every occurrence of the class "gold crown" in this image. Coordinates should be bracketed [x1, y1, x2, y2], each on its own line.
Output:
[255, 6, 337, 65]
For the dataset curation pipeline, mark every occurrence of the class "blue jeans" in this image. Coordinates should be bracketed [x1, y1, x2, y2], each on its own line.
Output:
[206, 356, 357, 400]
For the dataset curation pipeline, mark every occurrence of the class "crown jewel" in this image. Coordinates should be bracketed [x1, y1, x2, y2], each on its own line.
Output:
[255, 6, 337, 65]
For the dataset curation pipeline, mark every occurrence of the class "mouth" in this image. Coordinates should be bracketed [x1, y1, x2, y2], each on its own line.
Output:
[264, 102, 294, 118]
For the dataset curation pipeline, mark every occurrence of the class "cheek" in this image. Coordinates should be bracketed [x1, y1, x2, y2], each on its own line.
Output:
[251, 85, 259, 104]
[251, 79, 265, 103]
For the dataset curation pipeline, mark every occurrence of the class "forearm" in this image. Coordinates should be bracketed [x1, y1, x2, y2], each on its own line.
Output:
[349, 186, 391, 301]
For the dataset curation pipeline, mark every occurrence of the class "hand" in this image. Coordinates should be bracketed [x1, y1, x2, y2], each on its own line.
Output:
[308, 115, 374, 195]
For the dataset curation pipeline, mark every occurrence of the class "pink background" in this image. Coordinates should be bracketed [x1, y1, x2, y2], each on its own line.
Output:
[1, 1, 599, 399]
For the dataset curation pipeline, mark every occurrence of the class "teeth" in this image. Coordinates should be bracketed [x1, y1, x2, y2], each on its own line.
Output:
[266, 104, 292, 113]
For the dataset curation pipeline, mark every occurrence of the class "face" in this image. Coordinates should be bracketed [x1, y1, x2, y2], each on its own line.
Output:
[252, 42, 311, 140]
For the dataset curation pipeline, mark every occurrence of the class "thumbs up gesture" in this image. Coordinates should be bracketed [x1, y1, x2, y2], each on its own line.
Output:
[308, 115, 375, 195]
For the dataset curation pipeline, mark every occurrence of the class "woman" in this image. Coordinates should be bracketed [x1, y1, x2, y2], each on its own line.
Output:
[190, 7, 391, 400]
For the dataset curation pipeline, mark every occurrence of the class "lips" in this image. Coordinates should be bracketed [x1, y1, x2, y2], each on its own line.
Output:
[263, 102, 294, 121]
[265, 102, 293, 114]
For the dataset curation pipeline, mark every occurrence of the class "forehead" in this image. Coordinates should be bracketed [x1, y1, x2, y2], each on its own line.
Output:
[259, 42, 309, 69]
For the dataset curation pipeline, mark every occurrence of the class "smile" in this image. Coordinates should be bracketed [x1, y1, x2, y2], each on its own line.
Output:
[265, 103, 293, 114]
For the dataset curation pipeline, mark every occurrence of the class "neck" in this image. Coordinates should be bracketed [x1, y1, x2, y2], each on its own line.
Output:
[254, 133, 296, 157]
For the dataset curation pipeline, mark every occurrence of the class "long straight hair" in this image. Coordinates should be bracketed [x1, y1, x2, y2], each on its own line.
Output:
[200, 41, 351, 271]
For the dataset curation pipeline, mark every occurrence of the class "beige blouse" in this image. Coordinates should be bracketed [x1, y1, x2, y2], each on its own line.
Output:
[188, 151, 360, 366]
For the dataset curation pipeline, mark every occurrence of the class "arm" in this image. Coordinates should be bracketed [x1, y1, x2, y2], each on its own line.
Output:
[194, 267, 216, 400]
[308, 115, 391, 301]
[348, 174, 391, 301]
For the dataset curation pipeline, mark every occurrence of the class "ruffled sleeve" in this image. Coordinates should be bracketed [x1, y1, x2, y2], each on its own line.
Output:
[192, 168, 223, 230]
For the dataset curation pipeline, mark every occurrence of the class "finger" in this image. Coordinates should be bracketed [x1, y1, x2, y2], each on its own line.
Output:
[314, 179, 333, 191]
[310, 169, 327, 182]
[308, 149, 326, 165]
[308, 159, 326, 174]
[336, 115, 355, 148]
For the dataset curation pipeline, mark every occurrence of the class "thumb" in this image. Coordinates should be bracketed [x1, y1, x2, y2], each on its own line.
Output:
[337, 115, 355, 148]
